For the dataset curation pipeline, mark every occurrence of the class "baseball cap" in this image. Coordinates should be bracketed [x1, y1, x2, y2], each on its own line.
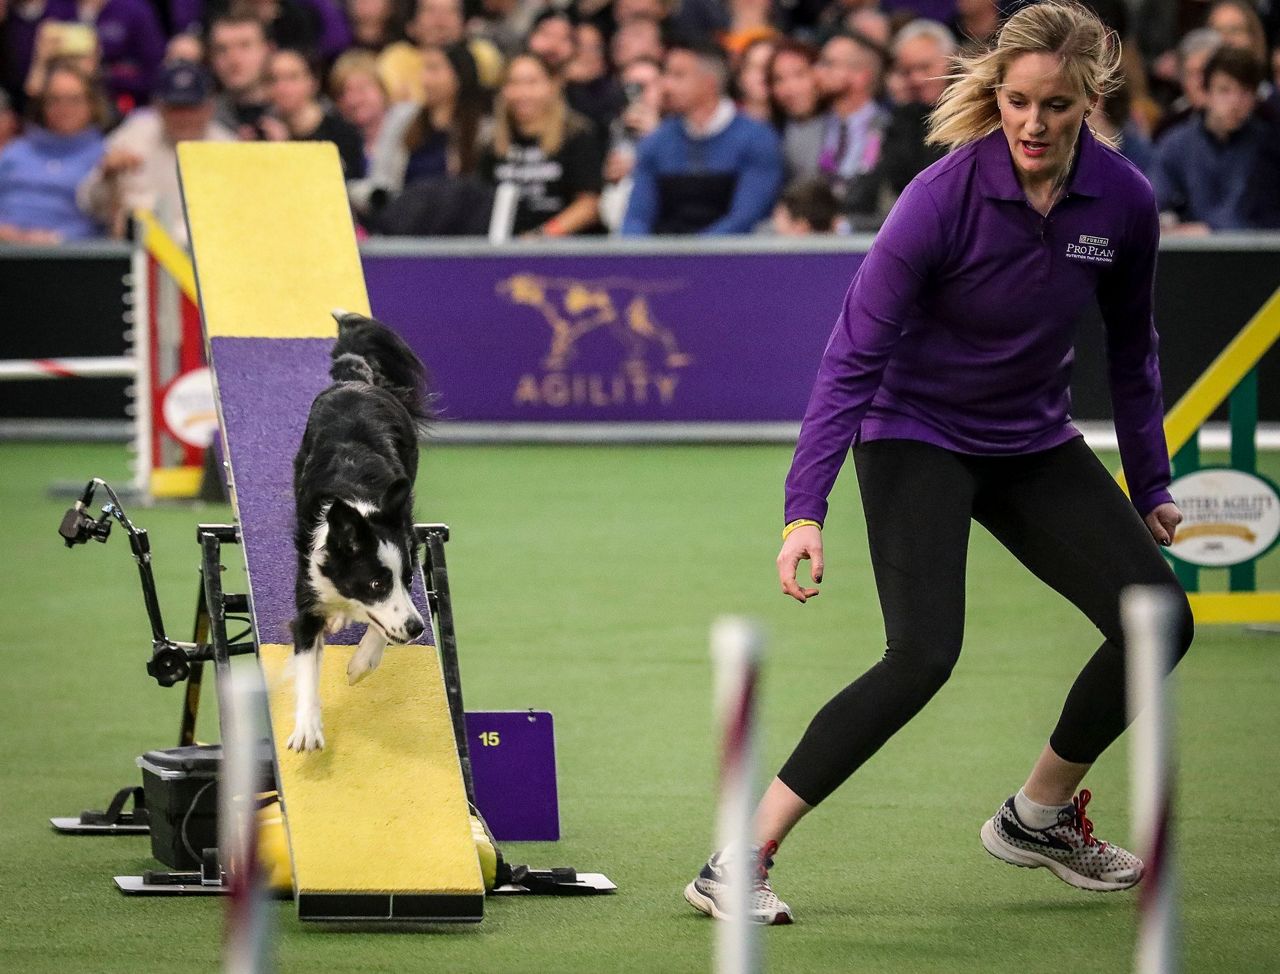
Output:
[155, 61, 213, 106]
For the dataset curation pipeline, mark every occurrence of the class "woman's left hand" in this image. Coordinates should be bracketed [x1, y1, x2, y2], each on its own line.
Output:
[1145, 502, 1183, 547]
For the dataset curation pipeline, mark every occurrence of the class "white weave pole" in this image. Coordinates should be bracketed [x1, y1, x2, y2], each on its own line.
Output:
[220, 667, 272, 974]
[711, 616, 765, 974]
[1121, 586, 1180, 974]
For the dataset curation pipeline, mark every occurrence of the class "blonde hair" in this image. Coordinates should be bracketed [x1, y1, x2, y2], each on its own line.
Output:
[492, 52, 587, 158]
[328, 50, 388, 102]
[927, 0, 1121, 151]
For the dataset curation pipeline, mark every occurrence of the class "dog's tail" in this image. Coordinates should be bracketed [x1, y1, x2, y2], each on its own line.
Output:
[329, 310, 434, 423]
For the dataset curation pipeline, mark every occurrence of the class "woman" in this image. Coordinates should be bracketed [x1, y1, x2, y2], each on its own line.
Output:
[734, 36, 776, 123]
[685, 1, 1193, 925]
[348, 43, 484, 217]
[479, 52, 602, 237]
[767, 39, 824, 179]
[0, 60, 106, 242]
[331, 50, 392, 168]
[263, 47, 366, 179]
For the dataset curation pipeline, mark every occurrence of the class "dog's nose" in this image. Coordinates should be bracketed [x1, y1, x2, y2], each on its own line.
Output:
[405, 617, 424, 640]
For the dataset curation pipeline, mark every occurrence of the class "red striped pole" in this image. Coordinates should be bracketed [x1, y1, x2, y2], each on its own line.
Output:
[711, 616, 764, 974]
[0, 357, 137, 380]
[1121, 587, 1180, 974]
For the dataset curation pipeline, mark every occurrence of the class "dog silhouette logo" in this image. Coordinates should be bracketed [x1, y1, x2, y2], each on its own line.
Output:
[498, 273, 693, 374]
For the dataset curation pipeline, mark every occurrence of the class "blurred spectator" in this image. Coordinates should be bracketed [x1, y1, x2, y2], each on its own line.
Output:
[668, 0, 727, 45]
[2, 0, 51, 112]
[164, 29, 203, 65]
[0, 88, 18, 150]
[563, 19, 625, 141]
[262, 47, 365, 176]
[330, 48, 388, 165]
[848, 8, 891, 48]
[815, 31, 886, 223]
[350, 41, 483, 216]
[1154, 47, 1280, 231]
[876, 19, 951, 197]
[234, 0, 321, 55]
[345, 0, 406, 53]
[734, 36, 775, 122]
[1154, 27, 1222, 140]
[1092, 80, 1156, 176]
[24, 18, 100, 104]
[78, 60, 233, 239]
[479, 51, 603, 236]
[1207, 0, 1269, 63]
[0, 61, 106, 241]
[526, 7, 575, 74]
[622, 40, 782, 234]
[600, 54, 662, 228]
[949, 0, 997, 52]
[767, 38, 824, 179]
[379, 0, 502, 100]
[722, 0, 776, 60]
[468, 0, 538, 60]
[210, 12, 273, 136]
[771, 175, 838, 234]
[44, 0, 164, 112]
[611, 16, 664, 72]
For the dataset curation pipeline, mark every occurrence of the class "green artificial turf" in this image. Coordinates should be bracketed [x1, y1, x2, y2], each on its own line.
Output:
[1, 441, 1277, 973]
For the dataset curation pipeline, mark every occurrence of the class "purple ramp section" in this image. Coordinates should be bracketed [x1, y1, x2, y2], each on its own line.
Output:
[362, 252, 863, 423]
[466, 711, 560, 841]
[209, 336, 434, 648]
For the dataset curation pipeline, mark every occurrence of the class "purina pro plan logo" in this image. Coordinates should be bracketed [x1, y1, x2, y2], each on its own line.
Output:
[1168, 468, 1280, 567]
[1065, 233, 1115, 264]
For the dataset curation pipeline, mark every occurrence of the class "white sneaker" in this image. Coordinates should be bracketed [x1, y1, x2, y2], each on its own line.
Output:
[981, 789, 1143, 892]
[684, 840, 794, 925]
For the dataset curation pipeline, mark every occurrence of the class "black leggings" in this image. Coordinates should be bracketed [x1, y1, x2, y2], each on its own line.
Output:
[777, 437, 1194, 808]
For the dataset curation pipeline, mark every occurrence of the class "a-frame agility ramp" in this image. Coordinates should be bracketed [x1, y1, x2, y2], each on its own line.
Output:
[178, 141, 485, 922]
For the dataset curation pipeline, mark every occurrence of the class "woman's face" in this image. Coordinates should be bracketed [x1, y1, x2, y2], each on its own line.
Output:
[503, 57, 556, 127]
[269, 51, 317, 116]
[996, 52, 1092, 188]
[338, 70, 387, 128]
[737, 42, 774, 106]
[420, 48, 459, 108]
[771, 50, 818, 118]
[43, 70, 94, 135]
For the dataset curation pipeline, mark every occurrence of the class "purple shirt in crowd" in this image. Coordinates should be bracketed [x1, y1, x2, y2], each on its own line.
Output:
[48, 0, 165, 106]
[785, 123, 1171, 526]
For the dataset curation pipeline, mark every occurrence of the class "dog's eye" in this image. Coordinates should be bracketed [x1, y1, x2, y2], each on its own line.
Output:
[369, 579, 385, 593]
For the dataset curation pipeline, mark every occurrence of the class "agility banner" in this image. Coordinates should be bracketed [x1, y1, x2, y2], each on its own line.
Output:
[363, 253, 861, 422]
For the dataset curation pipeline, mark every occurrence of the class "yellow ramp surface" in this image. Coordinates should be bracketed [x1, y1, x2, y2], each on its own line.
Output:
[177, 142, 368, 338]
[261, 645, 483, 908]
[180, 142, 483, 920]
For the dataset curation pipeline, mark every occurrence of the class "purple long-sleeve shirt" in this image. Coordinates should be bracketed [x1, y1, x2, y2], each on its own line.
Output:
[48, 0, 165, 106]
[785, 124, 1171, 525]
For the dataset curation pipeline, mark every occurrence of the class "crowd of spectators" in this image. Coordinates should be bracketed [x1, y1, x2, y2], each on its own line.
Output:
[1, 0, 1279, 243]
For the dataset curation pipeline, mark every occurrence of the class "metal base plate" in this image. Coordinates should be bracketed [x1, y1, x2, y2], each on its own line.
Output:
[51, 817, 149, 835]
[491, 872, 616, 895]
[115, 875, 225, 895]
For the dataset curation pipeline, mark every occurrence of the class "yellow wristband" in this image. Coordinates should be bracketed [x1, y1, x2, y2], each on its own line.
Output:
[782, 519, 822, 541]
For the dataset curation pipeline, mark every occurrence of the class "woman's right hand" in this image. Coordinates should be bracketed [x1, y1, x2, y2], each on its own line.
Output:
[777, 525, 823, 603]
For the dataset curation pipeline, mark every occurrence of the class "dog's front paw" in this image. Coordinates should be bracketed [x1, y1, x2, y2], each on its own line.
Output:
[326, 614, 350, 635]
[347, 649, 381, 685]
[286, 710, 325, 751]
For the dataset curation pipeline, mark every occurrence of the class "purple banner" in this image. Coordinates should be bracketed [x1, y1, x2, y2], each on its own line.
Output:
[363, 252, 863, 423]
[466, 710, 559, 841]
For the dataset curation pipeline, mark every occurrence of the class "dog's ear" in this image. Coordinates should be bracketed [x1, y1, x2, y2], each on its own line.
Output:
[326, 499, 365, 555]
[383, 477, 412, 515]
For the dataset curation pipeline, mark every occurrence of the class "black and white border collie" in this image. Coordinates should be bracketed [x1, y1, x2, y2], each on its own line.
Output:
[287, 310, 431, 751]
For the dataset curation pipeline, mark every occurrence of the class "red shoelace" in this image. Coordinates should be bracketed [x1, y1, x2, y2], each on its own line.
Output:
[1071, 789, 1107, 850]
[755, 840, 780, 884]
